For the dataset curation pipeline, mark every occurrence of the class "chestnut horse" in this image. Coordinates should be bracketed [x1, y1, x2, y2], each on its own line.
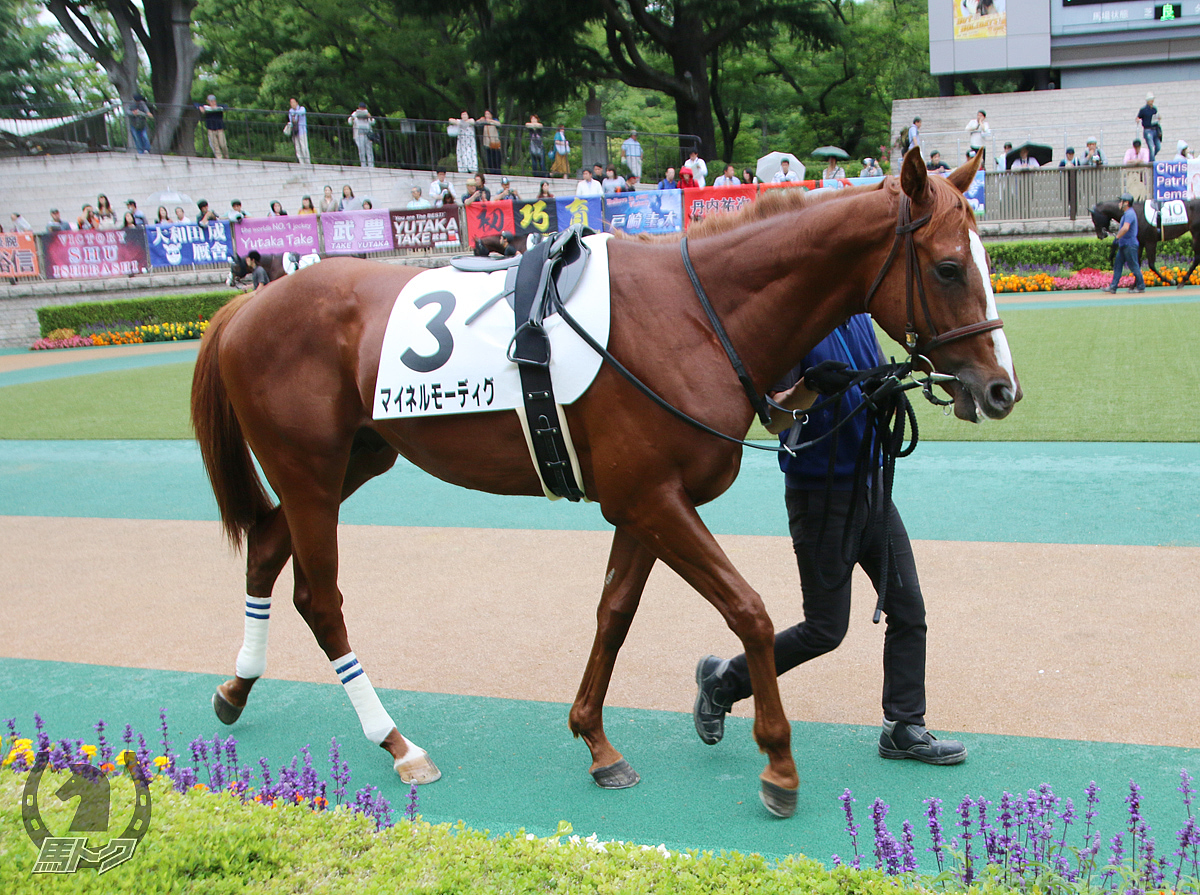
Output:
[190, 149, 1018, 817]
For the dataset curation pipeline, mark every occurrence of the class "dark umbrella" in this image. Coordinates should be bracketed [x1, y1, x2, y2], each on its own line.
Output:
[1006, 142, 1053, 168]
[811, 145, 850, 160]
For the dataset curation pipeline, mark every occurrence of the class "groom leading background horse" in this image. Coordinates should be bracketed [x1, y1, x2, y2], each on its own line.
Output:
[1090, 197, 1200, 286]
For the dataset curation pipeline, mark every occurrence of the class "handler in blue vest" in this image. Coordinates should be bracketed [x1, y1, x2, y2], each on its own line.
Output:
[1103, 193, 1145, 294]
[693, 313, 967, 764]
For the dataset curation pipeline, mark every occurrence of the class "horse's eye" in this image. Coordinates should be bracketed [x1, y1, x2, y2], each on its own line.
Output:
[935, 262, 962, 282]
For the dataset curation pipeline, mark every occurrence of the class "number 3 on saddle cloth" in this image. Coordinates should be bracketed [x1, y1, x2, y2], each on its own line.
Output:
[373, 228, 610, 501]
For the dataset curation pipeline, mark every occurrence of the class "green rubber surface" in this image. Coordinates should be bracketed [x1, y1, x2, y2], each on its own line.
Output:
[1, 440, 1197, 545]
[2, 657, 1196, 867]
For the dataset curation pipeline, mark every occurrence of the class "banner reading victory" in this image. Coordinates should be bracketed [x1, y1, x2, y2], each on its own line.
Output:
[389, 208, 462, 250]
[321, 209, 395, 255]
[233, 216, 319, 255]
[146, 221, 233, 268]
[44, 228, 148, 280]
[0, 232, 39, 278]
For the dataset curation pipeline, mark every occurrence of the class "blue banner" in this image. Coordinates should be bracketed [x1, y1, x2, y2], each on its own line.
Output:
[602, 191, 683, 235]
[554, 196, 603, 231]
[1154, 160, 1188, 202]
[146, 221, 233, 267]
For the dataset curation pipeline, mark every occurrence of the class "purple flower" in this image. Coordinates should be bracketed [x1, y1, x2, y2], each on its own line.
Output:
[872, 798, 901, 875]
[925, 797, 946, 873]
[900, 819, 916, 873]
[405, 782, 420, 823]
[839, 789, 861, 868]
[158, 708, 173, 769]
[1180, 769, 1195, 817]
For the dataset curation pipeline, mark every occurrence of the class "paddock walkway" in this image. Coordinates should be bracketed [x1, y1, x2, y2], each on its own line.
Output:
[1, 318, 1197, 867]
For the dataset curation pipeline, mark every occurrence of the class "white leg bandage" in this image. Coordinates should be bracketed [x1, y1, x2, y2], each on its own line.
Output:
[332, 652, 398, 746]
[235, 595, 271, 680]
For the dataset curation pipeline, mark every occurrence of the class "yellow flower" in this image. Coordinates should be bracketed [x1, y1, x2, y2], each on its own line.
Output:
[153, 756, 170, 769]
[79, 744, 97, 759]
[115, 749, 137, 766]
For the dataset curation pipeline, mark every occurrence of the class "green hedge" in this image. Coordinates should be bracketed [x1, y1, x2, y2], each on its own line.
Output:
[37, 290, 238, 338]
[986, 234, 1193, 271]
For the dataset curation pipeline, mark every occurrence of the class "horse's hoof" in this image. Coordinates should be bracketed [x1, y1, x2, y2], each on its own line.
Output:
[759, 779, 798, 818]
[212, 691, 243, 725]
[591, 758, 640, 789]
[394, 752, 441, 785]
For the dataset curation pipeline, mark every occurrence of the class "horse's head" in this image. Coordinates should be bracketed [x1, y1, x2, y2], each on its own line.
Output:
[872, 148, 1020, 422]
[1089, 203, 1113, 239]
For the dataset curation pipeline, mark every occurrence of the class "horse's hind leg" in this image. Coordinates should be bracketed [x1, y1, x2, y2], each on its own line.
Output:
[568, 526, 656, 789]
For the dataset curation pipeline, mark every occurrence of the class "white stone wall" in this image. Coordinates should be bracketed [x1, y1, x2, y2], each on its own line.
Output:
[0, 153, 565, 227]
[891, 79, 1200, 171]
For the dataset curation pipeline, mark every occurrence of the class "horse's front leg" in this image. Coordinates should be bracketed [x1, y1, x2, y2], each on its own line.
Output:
[623, 489, 798, 817]
[568, 525, 656, 789]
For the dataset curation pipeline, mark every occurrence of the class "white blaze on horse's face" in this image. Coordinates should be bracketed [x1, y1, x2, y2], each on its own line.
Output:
[967, 230, 1017, 405]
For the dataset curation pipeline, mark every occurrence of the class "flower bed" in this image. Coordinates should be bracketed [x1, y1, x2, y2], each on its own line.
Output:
[31, 319, 209, 351]
[991, 266, 1200, 293]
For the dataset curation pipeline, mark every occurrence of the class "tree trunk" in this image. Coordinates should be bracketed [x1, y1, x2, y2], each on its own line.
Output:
[141, 0, 202, 153]
[668, 12, 716, 161]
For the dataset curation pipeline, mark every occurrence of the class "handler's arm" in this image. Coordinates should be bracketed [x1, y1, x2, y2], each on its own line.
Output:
[765, 381, 818, 435]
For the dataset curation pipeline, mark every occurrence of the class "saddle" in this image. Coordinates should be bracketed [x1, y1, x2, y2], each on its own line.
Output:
[505, 227, 593, 501]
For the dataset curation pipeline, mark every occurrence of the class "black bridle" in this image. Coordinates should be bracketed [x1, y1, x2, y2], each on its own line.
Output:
[862, 193, 1006, 360]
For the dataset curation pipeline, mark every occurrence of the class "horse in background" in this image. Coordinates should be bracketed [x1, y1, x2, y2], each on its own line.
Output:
[1090, 198, 1200, 286]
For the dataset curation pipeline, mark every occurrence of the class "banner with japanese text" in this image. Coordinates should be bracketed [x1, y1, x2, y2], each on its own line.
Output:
[146, 221, 233, 268]
[682, 184, 757, 229]
[554, 196, 602, 231]
[0, 231, 39, 278]
[602, 191, 683, 235]
[320, 209, 395, 255]
[464, 200, 516, 244]
[512, 198, 559, 237]
[233, 216, 319, 255]
[44, 228, 148, 280]
[389, 207, 462, 250]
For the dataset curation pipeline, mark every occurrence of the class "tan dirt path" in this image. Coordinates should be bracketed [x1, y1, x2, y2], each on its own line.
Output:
[0, 341, 196, 374]
[3, 516, 1196, 749]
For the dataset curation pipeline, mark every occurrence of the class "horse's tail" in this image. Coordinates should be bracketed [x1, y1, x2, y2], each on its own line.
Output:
[191, 294, 273, 546]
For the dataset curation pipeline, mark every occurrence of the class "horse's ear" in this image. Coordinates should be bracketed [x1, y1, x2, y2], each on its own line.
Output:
[899, 147, 930, 204]
[946, 148, 984, 193]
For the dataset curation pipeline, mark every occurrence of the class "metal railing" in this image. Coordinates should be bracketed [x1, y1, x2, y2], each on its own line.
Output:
[1, 102, 700, 180]
[982, 164, 1155, 222]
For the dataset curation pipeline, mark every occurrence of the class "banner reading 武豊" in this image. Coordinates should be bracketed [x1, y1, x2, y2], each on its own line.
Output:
[0, 232, 39, 278]
[146, 221, 232, 268]
[44, 228, 148, 280]
[389, 208, 462, 250]
[603, 191, 683, 235]
[233, 216, 319, 255]
[320, 209, 395, 255]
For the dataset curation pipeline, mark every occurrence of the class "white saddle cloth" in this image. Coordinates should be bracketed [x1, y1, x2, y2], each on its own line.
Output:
[374, 233, 611, 419]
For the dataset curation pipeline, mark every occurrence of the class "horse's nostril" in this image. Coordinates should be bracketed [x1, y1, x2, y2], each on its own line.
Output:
[988, 382, 1014, 409]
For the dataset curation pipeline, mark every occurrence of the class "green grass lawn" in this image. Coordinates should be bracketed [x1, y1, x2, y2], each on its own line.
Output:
[2, 302, 1199, 441]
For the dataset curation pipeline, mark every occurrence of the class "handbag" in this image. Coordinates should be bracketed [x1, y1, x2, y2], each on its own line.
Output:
[447, 124, 460, 137]
[284, 121, 293, 137]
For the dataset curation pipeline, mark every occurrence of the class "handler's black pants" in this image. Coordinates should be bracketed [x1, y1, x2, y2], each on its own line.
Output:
[721, 487, 928, 726]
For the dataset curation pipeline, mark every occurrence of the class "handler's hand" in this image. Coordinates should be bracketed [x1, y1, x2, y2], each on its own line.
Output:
[765, 381, 818, 434]
[803, 360, 855, 395]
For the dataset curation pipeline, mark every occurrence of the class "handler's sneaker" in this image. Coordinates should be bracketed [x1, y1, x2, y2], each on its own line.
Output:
[693, 655, 733, 745]
[879, 720, 967, 765]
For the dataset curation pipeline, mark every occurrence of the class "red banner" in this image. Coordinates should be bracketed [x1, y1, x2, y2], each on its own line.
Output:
[0, 231, 39, 278]
[681, 184, 758, 229]
[464, 200, 516, 244]
[44, 228, 148, 280]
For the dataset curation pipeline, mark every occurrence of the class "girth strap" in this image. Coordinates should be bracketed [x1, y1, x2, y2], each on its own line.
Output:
[510, 231, 586, 501]
[680, 237, 773, 427]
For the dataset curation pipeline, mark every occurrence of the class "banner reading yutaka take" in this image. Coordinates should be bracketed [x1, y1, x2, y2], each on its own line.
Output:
[321, 209, 395, 254]
[233, 216, 319, 255]
[389, 208, 462, 249]
[0, 232, 39, 278]
[146, 221, 232, 268]
[44, 228, 148, 280]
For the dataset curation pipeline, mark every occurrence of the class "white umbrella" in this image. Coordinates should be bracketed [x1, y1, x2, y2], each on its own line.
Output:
[756, 151, 804, 184]
[145, 189, 196, 214]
